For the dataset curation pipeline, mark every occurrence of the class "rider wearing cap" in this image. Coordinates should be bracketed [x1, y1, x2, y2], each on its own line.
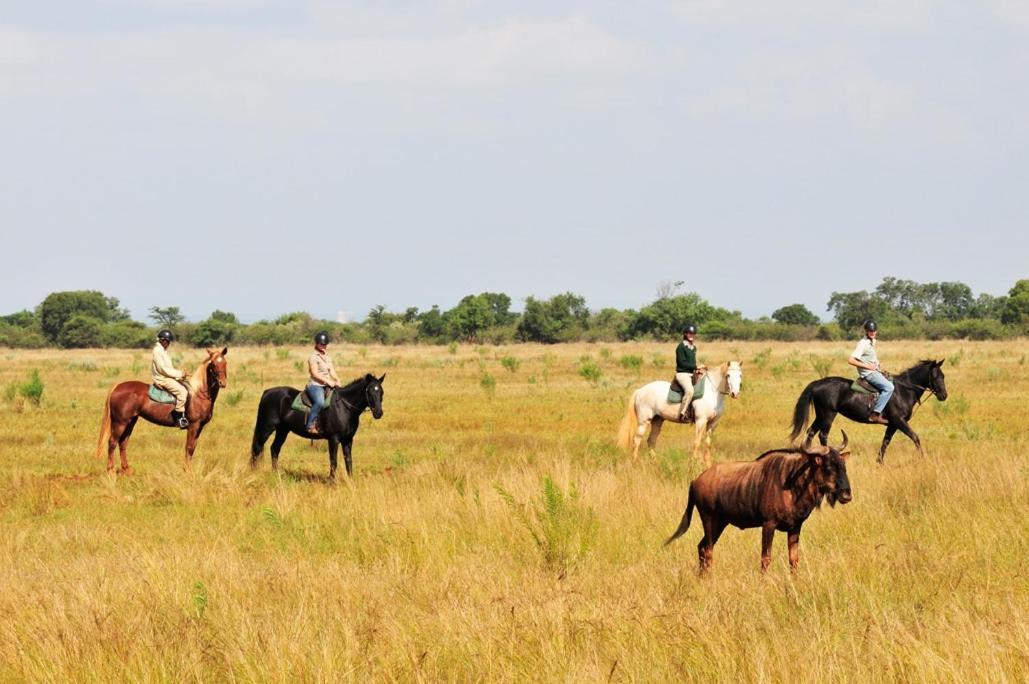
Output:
[152, 329, 189, 428]
[675, 323, 706, 419]
[848, 319, 893, 425]
[306, 331, 341, 434]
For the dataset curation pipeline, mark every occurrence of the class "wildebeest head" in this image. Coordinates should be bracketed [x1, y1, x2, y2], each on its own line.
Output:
[799, 431, 852, 506]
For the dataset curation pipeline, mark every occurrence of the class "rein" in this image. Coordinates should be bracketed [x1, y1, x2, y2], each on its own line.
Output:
[891, 371, 937, 406]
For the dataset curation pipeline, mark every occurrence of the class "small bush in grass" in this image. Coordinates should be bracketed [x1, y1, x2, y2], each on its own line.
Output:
[293, 360, 305, 373]
[224, 390, 245, 407]
[578, 357, 602, 384]
[751, 347, 772, 369]
[480, 372, 496, 393]
[500, 356, 520, 373]
[19, 370, 44, 406]
[275, 348, 291, 360]
[496, 476, 598, 575]
[809, 355, 833, 378]
[2, 384, 16, 402]
[619, 354, 643, 371]
[447, 342, 458, 355]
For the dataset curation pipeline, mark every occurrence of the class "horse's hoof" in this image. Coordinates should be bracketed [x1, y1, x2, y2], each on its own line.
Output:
[118, 467, 133, 476]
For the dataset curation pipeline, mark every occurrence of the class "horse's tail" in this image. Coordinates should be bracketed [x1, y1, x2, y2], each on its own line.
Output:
[664, 486, 695, 546]
[615, 391, 639, 452]
[94, 387, 114, 460]
[789, 382, 816, 442]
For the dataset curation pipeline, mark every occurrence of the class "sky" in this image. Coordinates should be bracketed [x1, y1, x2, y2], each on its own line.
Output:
[1, 0, 1027, 323]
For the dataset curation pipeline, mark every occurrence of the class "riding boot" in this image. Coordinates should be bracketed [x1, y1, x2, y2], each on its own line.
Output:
[868, 412, 889, 425]
[170, 410, 189, 429]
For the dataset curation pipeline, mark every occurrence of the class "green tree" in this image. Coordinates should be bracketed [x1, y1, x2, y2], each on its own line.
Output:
[57, 314, 103, 348]
[1001, 279, 1029, 324]
[37, 290, 128, 342]
[417, 305, 448, 340]
[517, 292, 589, 343]
[826, 290, 889, 330]
[448, 294, 497, 342]
[771, 303, 820, 326]
[630, 293, 736, 339]
[148, 306, 186, 327]
[0, 310, 35, 327]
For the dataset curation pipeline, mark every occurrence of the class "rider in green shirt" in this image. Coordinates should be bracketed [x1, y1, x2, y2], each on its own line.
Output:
[675, 323, 705, 419]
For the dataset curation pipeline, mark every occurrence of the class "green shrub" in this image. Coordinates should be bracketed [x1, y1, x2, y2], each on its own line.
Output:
[500, 356, 520, 373]
[578, 357, 602, 384]
[223, 390, 245, 407]
[809, 355, 833, 378]
[495, 476, 598, 575]
[619, 354, 643, 371]
[479, 372, 496, 393]
[19, 370, 44, 406]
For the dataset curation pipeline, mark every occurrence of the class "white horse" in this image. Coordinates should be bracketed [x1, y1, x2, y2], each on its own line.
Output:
[616, 361, 743, 466]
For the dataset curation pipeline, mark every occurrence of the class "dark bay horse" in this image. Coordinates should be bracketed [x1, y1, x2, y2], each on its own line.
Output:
[250, 373, 385, 478]
[95, 348, 228, 473]
[789, 359, 947, 463]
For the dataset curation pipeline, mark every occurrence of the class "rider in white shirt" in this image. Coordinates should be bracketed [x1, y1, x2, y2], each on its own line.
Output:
[847, 320, 893, 425]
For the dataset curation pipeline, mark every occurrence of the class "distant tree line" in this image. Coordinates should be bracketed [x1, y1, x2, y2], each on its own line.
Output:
[1, 278, 1026, 349]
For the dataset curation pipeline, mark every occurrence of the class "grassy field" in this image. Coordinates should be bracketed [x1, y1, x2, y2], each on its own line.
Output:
[0, 340, 1026, 681]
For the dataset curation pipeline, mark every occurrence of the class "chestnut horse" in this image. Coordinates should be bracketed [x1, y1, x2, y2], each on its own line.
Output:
[94, 348, 228, 473]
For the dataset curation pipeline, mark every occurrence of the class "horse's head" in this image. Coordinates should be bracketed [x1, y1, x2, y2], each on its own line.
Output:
[364, 373, 385, 419]
[928, 359, 947, 401]
[206, 347, 228, 388]
[725, 361, 742, 399]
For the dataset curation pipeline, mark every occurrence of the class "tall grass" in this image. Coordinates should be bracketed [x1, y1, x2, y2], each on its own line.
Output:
[0, 342, 1024, 681]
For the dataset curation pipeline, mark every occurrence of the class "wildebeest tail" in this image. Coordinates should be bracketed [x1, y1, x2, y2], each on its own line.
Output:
[664, 487, 695, 546]
[789, 382, 815, 442]
[615, 391, 638, 452]
[94, 387, 114, 460]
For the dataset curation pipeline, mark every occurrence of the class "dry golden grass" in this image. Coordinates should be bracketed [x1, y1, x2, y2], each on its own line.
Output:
[0, 340, 1026, 681]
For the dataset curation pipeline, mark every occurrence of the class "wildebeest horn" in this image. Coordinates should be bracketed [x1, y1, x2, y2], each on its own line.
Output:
[837, 430, 849, 452]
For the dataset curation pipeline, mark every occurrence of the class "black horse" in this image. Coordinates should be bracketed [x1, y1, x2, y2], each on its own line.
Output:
[250, 373, 385, 478]
[789, 360, 947, 464]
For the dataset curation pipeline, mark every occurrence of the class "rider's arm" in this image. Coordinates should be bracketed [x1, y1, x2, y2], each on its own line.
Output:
[308, 356, 333, 386]
[154, 347, 186, 380]
[849, 340, 878, 371]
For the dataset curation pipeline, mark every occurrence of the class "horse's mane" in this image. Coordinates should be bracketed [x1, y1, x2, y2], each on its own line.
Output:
[338, 375, 371, 392]
[188, 356, 213, 391]
[894, 359, 935, 380]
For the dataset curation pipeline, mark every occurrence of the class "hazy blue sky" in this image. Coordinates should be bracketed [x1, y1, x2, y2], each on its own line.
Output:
[2, 1, 1026, 323]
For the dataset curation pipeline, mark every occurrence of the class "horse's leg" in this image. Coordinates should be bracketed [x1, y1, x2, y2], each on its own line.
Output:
[183, 423, 201, 472]
[811, 409, 835, 447]
[877, 425, 898, 464]
[704, 420, 717, 466]
[693, 418, 709, 467]
[632, 418, 648, 461]
[893, 418, 925, 458]
[269, 427, 289, 471]
[327, 436, 340, 479]
[342, 437, 354, 478]
[107, 418, 129, 474]
[117, 417, 138, 475]
[646, 417, 664, 456]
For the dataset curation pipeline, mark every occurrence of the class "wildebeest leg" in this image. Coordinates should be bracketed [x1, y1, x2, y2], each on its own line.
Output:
[646, 417, 664, 456]
[760, 523, 776, 572]
[342, 437, 354, 477]
[117, 417, 138, 474]
[327, 435, 340, 479]
[893, 418, 924, 458]
[877, 425, 898, 464]
[269, 427, 289, 471]
[787, 529, 801, 570]
[697, 515, 726, 574]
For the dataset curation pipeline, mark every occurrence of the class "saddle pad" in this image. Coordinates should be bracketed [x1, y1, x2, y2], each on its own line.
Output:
[850, 379, 875, 395]
[667, 378, 707, 404]
[291, 388, 333, 413]
[148, 385, 176, 404]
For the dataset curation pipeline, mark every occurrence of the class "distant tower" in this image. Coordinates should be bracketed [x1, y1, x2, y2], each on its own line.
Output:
[336, 310, 349, 324]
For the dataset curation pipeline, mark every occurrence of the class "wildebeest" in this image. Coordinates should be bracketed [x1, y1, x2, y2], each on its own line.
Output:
[665, 432, 852, 572]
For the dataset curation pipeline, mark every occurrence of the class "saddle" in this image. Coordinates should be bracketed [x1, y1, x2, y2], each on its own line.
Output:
[668, 370, 707, 404]
[290, 387, 334, 414]
[851, 377, 878, 395]
[148, 380, 190, 405]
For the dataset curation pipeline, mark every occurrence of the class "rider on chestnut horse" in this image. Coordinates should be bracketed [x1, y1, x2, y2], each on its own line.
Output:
[152, 329, 190, 428]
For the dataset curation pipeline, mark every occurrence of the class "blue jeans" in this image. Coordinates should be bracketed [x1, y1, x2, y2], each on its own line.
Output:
[864, 371, 894, 414]
[306, 382, 328, 429]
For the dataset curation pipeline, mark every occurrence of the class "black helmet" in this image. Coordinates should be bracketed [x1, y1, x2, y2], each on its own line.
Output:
[683, 323, 698, 335]
[863, 320, 878, 332]
[157, 329, 174, 342]
[314, 331, 330, 346]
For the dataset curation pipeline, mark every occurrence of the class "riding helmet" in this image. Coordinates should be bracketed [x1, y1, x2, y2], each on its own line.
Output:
[314, 331, 330, 346]
[683, 323, 698, 335]
[157, 329, 174, 342]
[863, 320, 878, 333]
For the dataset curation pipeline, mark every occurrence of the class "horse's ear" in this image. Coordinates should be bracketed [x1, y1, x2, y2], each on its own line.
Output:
[378, 373, 386, 383]
[206, 348, 215, 357]
[221, 347, 228, 356]
[936, 358, 944, 366]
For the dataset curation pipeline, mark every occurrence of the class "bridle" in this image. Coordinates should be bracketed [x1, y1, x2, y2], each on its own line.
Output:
[892, 369, 940, 406]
